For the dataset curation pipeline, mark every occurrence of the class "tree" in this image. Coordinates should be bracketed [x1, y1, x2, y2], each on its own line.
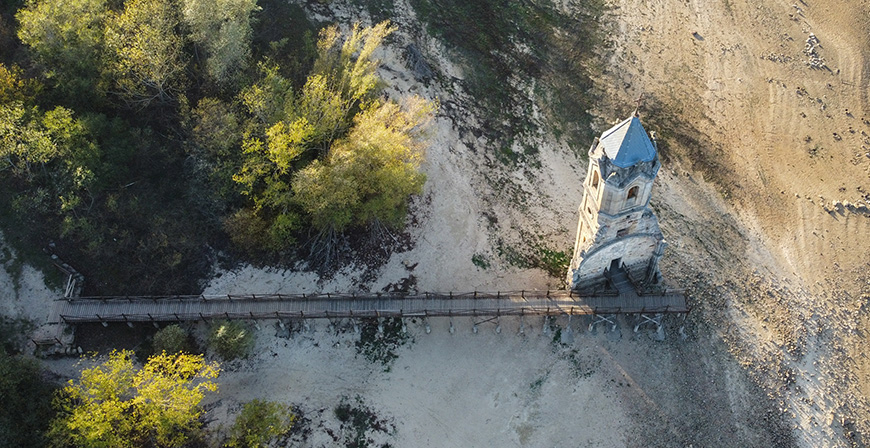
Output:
[152, 324, 192, 354]
[0, 102, 102, 216]
[181, 0, 260, 86]
[228, 21, 435, 255]
[292, 96, 433, 233]
[0, 63, 42, 105]
[0, 102, 60, 180]
[310, 22, 395, 114]
[0, 351, 56, 448]
[208, 320, 254, 360]
[225, 399, 294, 448]
[236, 21, 396, 182]
[104, 0, 187, 107]
[0, 319, 56, 448]
[16, 0, 108, 105]
[49, 350, 219, 448]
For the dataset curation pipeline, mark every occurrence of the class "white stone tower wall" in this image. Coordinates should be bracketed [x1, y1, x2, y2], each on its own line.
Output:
[569, 235, 660, 289]
[567, 115, 666, 291]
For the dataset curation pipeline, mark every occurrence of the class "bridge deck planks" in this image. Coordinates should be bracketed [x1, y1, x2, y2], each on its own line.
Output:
[52, 290, 688, 324]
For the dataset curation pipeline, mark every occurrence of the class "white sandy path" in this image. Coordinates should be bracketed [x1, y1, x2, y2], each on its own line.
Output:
[0, 233, 58, 324]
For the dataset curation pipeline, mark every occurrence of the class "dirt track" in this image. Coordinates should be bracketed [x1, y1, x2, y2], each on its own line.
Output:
[600, 0, 870, 445]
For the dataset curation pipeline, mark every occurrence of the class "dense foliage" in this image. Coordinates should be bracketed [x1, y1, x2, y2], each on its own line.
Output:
[1, 0, 433, 294]
[225, 399, 295, 448]
[152, 324, 193, 354]
[48, 350, 219, 448]
[208, 320, 254, 360]
[0, 318, 56, 448]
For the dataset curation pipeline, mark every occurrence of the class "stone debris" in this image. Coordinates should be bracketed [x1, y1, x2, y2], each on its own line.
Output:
[805, 33, 827, 69]
[762, 52, 793, 63]
[820, 198, 870, 217]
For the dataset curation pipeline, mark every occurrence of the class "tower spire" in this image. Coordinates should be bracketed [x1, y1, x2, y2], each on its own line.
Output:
[633, 94, 644, 117]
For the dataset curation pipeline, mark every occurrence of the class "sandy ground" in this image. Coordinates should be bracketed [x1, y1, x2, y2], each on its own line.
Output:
[200, 315, 786, 448]
[3, 0, 866, 446]
[0, 232, 57, 324]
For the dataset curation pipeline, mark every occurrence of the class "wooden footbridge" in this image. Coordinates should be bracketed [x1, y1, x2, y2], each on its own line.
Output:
[50, 289, 688, 325]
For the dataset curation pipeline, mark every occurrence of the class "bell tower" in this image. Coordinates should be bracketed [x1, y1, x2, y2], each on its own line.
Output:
[567, 113, 667, 291]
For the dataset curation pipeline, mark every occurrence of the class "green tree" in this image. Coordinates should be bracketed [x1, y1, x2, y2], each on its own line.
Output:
[16, 0, 108, 104]
[104, 0, 187, 107]
[48, 350, 219, 448]
[0, 319, 56, 448]
[187, 96, 244, 199]
[228, 21, 435, 254]
[152, 324, 192, 354]
[236, 21, 395, 182]
[0, 102, 103, 218]
[181, 0, 260, 86]
[292, 96, 433, 232]
[225, 399, 294, 448]
[208, 320, 254, 360]
[0, 102, 60, 180]
[0, 63, 42, 104]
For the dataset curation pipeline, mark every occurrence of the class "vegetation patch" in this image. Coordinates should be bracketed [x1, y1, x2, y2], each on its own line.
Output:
[494, 233, 569, 282]
[208, 320, 255, 360]
[535, 247, 570, 280]
[408, 0, 606, 153]
[152, 323, 194, 355]
[471, 252, 491, 269]
[226, 399, 295, 448]
[333, 396, 396, 448]
[355, 317, 410, 371]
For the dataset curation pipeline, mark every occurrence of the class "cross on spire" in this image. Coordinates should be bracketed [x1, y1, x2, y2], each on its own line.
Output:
[633, 94, 644, 117]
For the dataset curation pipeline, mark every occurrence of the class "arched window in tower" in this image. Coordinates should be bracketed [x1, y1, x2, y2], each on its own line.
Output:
[627, 186, 639, 203]
[591, 170, 599, 189]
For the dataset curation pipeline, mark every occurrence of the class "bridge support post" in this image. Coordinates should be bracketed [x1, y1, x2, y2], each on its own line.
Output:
[589, 314, 616, 332]
[634, 313, 663, 333]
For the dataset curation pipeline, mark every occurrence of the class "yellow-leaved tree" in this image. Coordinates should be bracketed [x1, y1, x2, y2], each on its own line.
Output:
[48, 350, 219, 448]
[292, 95, 433, 233]
[103, 0, 188, 108]
[227, 21, 436, 256]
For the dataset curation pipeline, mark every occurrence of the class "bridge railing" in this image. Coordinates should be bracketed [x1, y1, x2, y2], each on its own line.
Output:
[58, 304, 689, 324]
[67, 290, 618, 303]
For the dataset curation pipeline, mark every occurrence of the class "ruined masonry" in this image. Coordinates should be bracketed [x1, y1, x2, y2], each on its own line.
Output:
[567, 113, 667, 291]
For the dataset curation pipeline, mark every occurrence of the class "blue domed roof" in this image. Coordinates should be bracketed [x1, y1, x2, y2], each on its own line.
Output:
[598, 116, 657, 168]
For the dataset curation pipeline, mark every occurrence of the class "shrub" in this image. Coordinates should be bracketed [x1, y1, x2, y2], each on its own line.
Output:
[355, 318, 410, 371]
[208, 320, 254, 360]
[0, 348, 56, 448]
[226, 399, 294, 448]
[153, 324, 192, 354]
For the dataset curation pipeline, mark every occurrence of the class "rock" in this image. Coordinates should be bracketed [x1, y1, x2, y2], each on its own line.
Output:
[405, 44, 434, 82]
